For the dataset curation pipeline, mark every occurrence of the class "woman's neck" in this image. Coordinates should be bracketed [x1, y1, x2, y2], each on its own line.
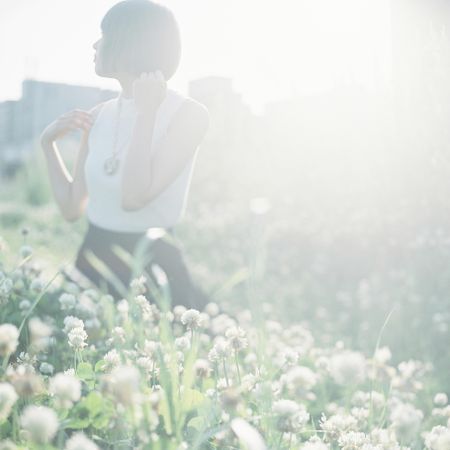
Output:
[118, 76, 135, 99]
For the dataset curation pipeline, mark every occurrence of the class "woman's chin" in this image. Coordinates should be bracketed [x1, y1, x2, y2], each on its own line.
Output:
[94, 67, 107, 77]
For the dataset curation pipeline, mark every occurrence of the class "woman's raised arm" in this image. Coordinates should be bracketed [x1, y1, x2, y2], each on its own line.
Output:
[40, 103, 104, 221]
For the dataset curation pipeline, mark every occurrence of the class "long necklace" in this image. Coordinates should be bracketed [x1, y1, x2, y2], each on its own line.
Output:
[104, 96, 124, 176]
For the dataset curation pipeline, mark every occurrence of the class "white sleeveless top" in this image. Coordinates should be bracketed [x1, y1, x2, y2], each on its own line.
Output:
[84, 88, 198, 232]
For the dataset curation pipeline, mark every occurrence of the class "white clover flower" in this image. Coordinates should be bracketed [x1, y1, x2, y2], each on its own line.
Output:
[205, 302, 220, 317]
[208, 347, 219, 363]
[151, 264, 168, 286]
[29, 278, 44, 293]
[181, 309, 202, 329]
[20, 405, 58, 444]
[338, 431, 370, 449]
[209, 314, 237, 335]
[19, 245, 32, 259]
[175, 336, 191, 351]
[423, 425, 450, 450]
[130, 275, 147, 294]
[374, 346, 392, 364]
[117, 299, 129, 315]
[18, 299, 31, 312]
[194, 359, 210, 378]
[63, 316, 84, 334]
[241, 373, 258, 392]
[282, 324, 315, 353]
[273, 399, 300, 415]
[39, 362, 54, 375]
[143, 340, 160, 357]
[81, 289, 99, 302]
[28, 317, 52, 352]
[280, 348, 299, 366]
[105, 364, 141, 406]
[0, 278, 13, 298]
[58, 293, 76, 310]
[111, 326, 126, 344]
[217, 377, 231, 390]
[205, 388, 216, 399]
[49, 372, 81, 409]
[272, 399, 310, 433]
[0, 324, 19, 356]
[434, 393, 448, 407]
[301, 436, 330, 450]
[210, 339, 230, 361]
[225, 326, 248, 351]
[173, 305, 187, 321]
[16, 352, 37, 372]
[64, 282, 80, 295]
[64, 431, 99, 450]
[375, 394, 389, 413]
[137, 356, 154, 372]
[68, 327, 88, 350]
[281, 366, 318, 392]
[0, 383, 18, 421]
[134, 296, 154, 322]
[369, 427, 399, 448]
[351, 391, 385, 411]
[390, 402, 423, 442]
[104, 349, 121, 369]
[329, 351, 366, 385]
[320, 413, 358, 442]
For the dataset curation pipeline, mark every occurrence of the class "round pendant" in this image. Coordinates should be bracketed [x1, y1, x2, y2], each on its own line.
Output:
[104, 155, 120, 175]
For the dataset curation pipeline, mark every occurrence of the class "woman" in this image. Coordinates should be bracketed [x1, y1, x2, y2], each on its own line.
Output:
[39, 0, 211, 310]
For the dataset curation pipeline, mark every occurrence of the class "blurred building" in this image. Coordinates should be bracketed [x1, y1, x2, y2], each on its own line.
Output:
[0, 79, 117, 177]
[187, 76, 266, 200]
[188, 76, 256, 150]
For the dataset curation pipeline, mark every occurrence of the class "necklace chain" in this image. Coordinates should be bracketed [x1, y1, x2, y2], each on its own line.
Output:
[104, 96, 124, 175]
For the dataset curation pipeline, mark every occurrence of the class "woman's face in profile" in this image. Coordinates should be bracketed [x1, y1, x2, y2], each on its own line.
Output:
[92, 35, 106, 76]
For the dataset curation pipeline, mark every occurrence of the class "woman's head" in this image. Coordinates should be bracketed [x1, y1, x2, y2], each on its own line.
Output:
[93, 0, 181, 81]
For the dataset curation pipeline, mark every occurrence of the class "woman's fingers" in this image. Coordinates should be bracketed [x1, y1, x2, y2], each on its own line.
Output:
[139, 71, 163, 81]
[63, 114, 92, 132]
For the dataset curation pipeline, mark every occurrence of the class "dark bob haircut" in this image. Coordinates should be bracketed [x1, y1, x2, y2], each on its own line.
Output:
[100, 0, 181, 80]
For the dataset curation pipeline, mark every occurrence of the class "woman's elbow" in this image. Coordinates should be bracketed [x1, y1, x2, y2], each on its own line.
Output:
[61, 202, 85, 222]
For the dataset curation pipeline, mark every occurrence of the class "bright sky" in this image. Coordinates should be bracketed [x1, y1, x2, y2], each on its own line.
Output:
[0, 0, 391, 115]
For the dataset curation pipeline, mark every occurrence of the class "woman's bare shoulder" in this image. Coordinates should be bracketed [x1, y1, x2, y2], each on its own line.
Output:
[183, 96, 209, 115]
[176, 96, 210, 131]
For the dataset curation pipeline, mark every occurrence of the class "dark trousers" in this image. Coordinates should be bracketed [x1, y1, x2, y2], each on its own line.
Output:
[72, 222, 210, 310]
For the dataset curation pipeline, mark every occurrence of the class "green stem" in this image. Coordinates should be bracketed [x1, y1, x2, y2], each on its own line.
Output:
[234, 351, 241, 384]
[1, 353, 11, 376]
[12, 405, 19, 441]
[222, 359, 230, 387]
[277, 431, 284, 449]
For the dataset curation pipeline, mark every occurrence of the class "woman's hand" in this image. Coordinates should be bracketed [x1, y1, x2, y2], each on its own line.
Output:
[40, 109, 94, 146]
[133, 70, 167, 115]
